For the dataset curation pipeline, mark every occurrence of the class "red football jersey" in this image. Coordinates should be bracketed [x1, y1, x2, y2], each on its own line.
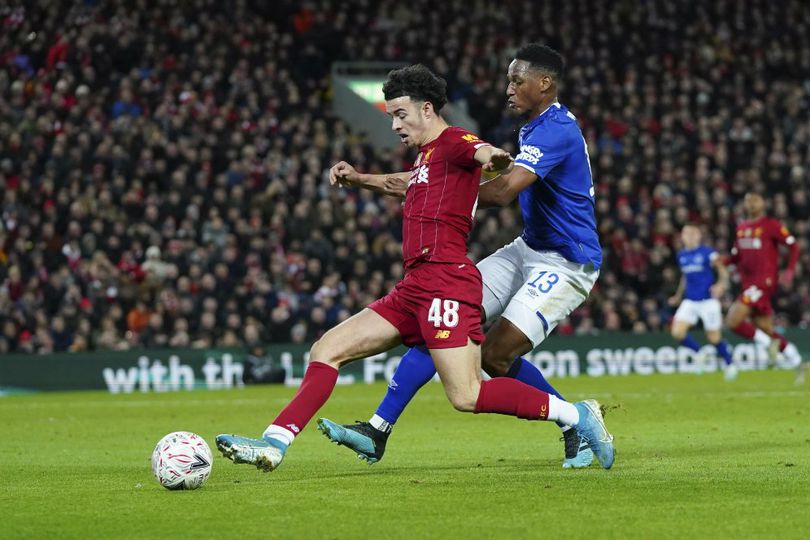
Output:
[730, 216, 796, 289]
[401, 127, 489, 269]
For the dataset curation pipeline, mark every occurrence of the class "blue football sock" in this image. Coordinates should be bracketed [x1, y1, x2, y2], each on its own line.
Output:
[681, 334, 701, 352]
[374, 346, 436, 426]
[505, 357, 565, 400]
[716, 340, 733, 366]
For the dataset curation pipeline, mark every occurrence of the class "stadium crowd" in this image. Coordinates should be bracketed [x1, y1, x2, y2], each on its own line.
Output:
[1, 0, 809, 353]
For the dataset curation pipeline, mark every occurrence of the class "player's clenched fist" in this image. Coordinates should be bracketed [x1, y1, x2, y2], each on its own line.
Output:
[329, 161, 359, 187]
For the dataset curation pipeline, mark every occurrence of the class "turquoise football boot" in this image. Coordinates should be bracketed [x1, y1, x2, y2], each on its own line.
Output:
[317, 418, 389, 464]
[561, 428, 593, 469]
[215, 434, 286, 472]
[573, 400, 614, 469]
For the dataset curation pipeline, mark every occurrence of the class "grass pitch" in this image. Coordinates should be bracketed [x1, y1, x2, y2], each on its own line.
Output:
[1, 370, 808, 539]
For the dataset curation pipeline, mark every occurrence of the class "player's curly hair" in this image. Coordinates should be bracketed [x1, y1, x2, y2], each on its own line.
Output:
[382, 64, 448, 112]
[514, 43, 565, 80]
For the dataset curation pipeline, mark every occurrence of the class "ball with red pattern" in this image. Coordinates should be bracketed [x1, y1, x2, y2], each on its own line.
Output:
[151, 431, 213, 490]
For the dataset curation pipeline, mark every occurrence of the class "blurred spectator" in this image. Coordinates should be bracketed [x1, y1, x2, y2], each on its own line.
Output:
[49, 316, 72, 352]
[0, 0, 808, 353]
[141, 246, 176, 285]
[126, 300, 152, 335]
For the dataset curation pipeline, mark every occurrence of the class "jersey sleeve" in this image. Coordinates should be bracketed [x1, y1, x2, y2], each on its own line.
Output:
[774, 219, 800, 273]
[774, 220, 796, 247]
[514, 127, 569, 179]
[725, 232, 740, 266]
[444, 130, 490, 169]
[725, 244, 740, 266]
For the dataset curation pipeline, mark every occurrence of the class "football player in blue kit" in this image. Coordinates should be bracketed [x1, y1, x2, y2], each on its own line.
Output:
[667, 223, 736, 380]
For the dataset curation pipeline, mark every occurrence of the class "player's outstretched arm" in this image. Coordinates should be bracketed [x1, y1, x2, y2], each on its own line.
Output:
[381, 175, 408, 198]
[329, 161, 408, 199]
[710, 257, 730, 298]
[477, 165, 537, 208]
[474, 145, 514, 176]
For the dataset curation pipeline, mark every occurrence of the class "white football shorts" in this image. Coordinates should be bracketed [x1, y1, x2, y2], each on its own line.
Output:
[673, 298, 722, 331]
[477, 236, 599, 348]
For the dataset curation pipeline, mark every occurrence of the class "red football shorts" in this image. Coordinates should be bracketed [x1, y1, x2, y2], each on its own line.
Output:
[738, 282, 774, 316]
[369, 262, 484, 349]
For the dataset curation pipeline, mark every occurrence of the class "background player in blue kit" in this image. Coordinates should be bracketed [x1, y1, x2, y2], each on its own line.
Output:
[667, 223, 736, 380]
[319, 44, 605, 468]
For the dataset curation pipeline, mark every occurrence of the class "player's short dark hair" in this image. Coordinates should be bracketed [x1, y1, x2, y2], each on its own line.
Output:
[382, 64, 448, 112]
[514, 43, 565, 80]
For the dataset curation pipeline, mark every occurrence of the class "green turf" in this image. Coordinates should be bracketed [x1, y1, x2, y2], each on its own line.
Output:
[1, 370, 808, 539]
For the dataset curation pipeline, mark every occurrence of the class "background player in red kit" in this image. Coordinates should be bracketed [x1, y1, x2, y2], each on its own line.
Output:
[725, 192, 803, 376]
[215, 64, 615, 473]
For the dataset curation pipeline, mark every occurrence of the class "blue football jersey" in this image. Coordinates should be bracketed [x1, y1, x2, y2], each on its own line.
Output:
[678, 245, 717, 300]
[514, 103, 602, 269]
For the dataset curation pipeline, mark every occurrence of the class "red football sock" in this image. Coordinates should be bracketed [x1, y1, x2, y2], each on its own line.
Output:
[474, 378, 550, 420]
[771, 332, 788, 352]
[731, 321, 757, 340]
[271, 361, 338, 436]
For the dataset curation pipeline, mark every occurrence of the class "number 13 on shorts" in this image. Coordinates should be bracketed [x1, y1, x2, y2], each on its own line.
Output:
[528, 271, 559, 293]
[427, 298, 460, 328]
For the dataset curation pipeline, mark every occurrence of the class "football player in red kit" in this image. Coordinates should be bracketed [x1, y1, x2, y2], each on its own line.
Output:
[725, 192, 803, 379]
[215, 64, 615, 473]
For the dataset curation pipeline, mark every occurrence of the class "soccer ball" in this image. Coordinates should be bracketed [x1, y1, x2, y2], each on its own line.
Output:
[151, 431, 213, 490]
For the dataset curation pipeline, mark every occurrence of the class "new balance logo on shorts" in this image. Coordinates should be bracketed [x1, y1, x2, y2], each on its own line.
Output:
[434, 330, 451, 339]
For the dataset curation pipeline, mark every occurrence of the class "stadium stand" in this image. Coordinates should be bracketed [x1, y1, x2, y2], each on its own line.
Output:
[1, 0, 809, 353]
